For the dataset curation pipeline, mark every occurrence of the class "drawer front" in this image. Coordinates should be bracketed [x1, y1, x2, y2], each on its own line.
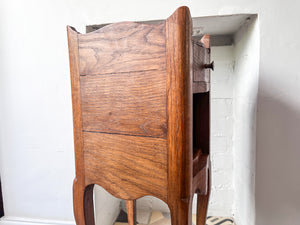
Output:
[192, 40, 210, 93]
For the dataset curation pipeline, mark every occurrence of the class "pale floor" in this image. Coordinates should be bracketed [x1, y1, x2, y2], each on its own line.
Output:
[114, 210, 235, 225]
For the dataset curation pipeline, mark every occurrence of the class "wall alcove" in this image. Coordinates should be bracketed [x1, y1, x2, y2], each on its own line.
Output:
[87, 13, 259, 225]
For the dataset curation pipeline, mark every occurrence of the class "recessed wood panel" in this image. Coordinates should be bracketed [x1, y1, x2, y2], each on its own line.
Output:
[83, 132, 167, 201]
[78, 22, 166, 75]
[80, 70, 167, 138]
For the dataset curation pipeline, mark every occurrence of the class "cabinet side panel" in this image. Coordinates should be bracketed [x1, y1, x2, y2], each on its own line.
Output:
[78, 22, 166, 75]
[83, 132, 168, 201]
[78, 22, 167, 138]
[80, 70, 167, 138]
[76, 21, 168, 202]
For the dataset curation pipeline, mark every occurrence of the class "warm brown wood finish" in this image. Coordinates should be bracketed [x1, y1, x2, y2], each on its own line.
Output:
[193, 81, 209, 93]
[67, 26, 94, 225]
[165, 6, 193, 225]
[67, 6, 211, 225]
[192, 39, 210, 93]
[80, 70, 167, 138]
[196, 173, 211, 225]
[126, 200, 137, 225]
[193, 154, 209, 195]
[193, 150, 208, 177]
[83, 132, 167, 201]
[193, 40, 210, 83]
[78, 22, 166, 75]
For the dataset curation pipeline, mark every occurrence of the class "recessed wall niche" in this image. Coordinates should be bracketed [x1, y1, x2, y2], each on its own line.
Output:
[87, 13, 259, 225]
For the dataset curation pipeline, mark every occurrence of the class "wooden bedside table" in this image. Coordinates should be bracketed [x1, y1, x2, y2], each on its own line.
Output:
[67, 6, 212, 225]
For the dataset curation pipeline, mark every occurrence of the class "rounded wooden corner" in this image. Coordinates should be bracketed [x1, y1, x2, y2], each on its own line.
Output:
[166, 6, 192, 25]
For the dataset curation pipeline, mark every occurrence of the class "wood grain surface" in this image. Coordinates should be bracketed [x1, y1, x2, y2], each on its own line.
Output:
[196, 172, 211, 225]
[192, 153, 209, 195]
[193, 150, 208, 176]
[126, 200, 137, 225]
[78, 22, 166, 75]
[166, 6, 194, 225]
[193, 81, 209, 93]
[193, 39, 210, 83]
[67, 26, 92, 225]
[192, 38, 210, 93]
[83, 131, 167, 201]
[68, 6, 211, 225]
[80, 70, 167, 138]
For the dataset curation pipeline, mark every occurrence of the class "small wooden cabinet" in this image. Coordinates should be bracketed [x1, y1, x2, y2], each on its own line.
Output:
[67, 6, 212, 225]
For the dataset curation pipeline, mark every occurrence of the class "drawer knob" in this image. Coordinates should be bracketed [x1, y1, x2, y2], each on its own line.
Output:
[204, 61, 214, 71]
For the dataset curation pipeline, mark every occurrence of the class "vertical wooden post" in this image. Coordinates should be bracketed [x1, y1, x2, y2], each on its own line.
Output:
[166, 6, 193, 225]
[68, 25, 94, 225]
[126, 200, 137, 225]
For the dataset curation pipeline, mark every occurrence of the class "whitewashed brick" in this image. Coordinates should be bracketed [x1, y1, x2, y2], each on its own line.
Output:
[211, 46, 235, 99]
[212, 171, 233, 189]
[211, 98, 233, 118]
[211, 136, 227, 153]
[211, 153, 234, 172]
[211, 116, 233, 137]
[208, 189, 235, 216]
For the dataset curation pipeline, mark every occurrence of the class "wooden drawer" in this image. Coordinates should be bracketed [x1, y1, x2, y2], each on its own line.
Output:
[192, 38, 211, 93]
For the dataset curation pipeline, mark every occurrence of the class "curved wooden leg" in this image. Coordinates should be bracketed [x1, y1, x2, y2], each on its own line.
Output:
[196, 173, 210, 225]
[73, 179, 95, 225]
[126, 200, 137, 225]
[169, 198, 193, 225]
[84, 184, 95, 225]
[196, 193, 209, 225]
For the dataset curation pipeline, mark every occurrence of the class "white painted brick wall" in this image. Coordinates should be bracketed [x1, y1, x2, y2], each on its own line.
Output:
[206, 46, 235, 216]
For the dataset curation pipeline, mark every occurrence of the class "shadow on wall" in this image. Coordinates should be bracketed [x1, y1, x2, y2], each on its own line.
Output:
[256, 84, 300, 224]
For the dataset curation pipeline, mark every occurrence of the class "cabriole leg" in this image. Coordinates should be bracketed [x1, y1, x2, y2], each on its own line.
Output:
[169, 198, 193, 225]
[73, 179, 95, 225]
